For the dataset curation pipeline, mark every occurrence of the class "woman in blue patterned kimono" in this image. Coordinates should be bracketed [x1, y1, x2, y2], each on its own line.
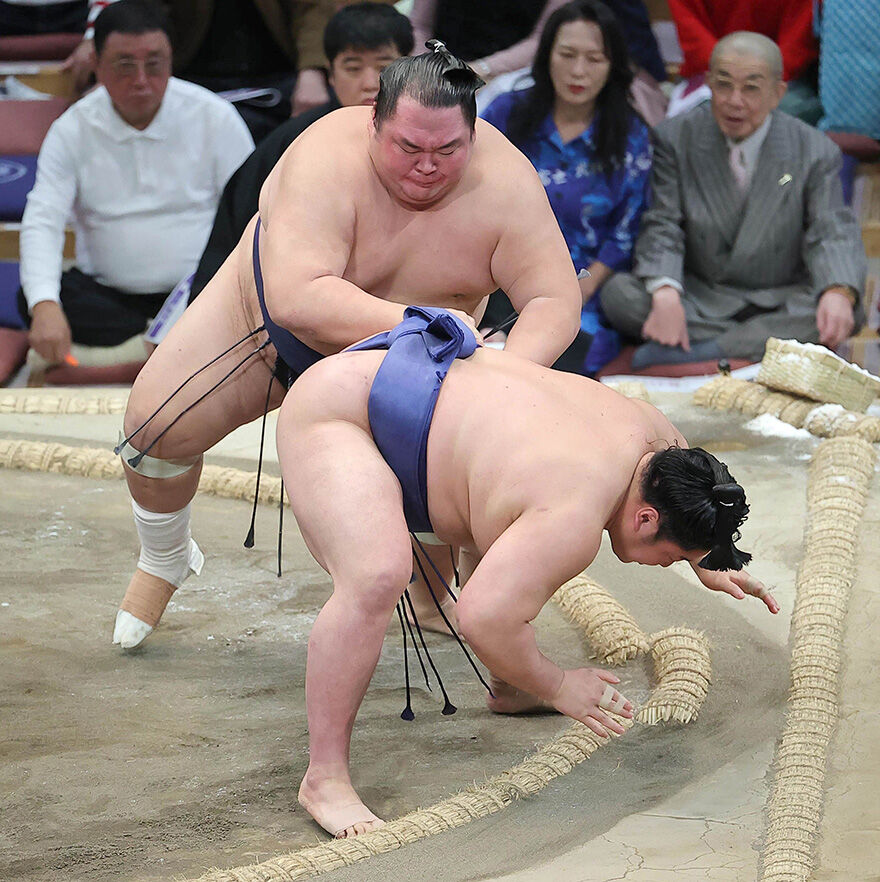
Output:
[481, 0, 652, 373]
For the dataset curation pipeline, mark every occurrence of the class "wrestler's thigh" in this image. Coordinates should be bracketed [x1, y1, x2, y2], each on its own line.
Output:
[278, 404, 412, 600]
[125, 260, 282, 460]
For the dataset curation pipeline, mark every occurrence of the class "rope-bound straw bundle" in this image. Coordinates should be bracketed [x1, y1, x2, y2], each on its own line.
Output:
[637, 627, 712, 726]
[759, 436, 875, 882]
[553, 572, 651, 665]
[757, 338, 880, 412]
[0, 389, 129, 414]
[0, 438, 283, 505]
[694, 377, 880, 442]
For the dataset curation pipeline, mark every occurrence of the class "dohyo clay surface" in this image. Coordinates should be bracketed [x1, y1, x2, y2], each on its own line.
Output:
[1, 386, 877, 882]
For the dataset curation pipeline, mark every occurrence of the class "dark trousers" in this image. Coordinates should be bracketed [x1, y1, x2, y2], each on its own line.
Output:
[18, 268, 169, 347]
[0, 0, 87, 35]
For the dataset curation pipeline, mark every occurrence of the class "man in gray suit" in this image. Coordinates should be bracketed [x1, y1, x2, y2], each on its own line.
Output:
[601, 32, 866, 366]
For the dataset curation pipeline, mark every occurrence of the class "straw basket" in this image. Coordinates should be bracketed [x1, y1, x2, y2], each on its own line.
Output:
[756, 338, 880, 412]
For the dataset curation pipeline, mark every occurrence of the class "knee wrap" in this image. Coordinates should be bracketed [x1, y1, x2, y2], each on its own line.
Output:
[132, 500, 203, 588]
[118, 432, 198, 479]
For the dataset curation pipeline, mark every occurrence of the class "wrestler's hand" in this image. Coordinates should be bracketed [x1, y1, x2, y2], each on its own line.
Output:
[551, 668, 633, 738]
[448, 308, 484, 345]
[816, 288, 855, 351]
[28, 300, 72, 365]
[691, 564, 779, 614]
[642, 286, 689, 350]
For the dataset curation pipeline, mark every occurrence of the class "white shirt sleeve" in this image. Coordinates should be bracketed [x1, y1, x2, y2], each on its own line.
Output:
[211, 103, 255, 192]
[19, 119, 78, 311]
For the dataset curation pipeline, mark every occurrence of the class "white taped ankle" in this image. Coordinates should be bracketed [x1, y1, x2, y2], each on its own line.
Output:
[132, 500, 203, 587]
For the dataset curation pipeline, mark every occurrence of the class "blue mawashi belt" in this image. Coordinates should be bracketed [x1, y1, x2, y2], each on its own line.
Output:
[347, 306, 479, 533]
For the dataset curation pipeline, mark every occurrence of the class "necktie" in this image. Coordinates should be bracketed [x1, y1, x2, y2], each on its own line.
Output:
[729, 144, 749, 192]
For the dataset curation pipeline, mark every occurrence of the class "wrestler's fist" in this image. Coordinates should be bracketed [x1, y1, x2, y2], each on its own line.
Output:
[448, 308, 484, 345]
[551, 668, 632, 738]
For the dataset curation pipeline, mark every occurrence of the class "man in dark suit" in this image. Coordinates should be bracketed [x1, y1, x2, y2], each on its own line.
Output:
[601, 31, 866, 366]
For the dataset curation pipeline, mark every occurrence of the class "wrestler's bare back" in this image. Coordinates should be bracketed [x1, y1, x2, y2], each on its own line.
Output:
[291, 345, 684, 560]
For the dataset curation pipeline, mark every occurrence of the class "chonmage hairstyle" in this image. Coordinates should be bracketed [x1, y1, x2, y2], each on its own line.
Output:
[93, 0, 172, 57]
[373, 40, 485, 132]
[507, 0, 635, 174]
[323, 2, 414, 65]
[640, 446, 752, 571]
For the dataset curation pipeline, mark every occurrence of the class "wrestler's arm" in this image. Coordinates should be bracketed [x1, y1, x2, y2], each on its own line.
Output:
[457, 508, 629, 735]
[258, 134, 406, 354]
[488, 143, 582, 367]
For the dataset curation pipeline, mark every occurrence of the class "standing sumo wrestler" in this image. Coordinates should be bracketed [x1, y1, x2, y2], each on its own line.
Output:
[113, 44, 583, 648]
[277, 308, 779, 838]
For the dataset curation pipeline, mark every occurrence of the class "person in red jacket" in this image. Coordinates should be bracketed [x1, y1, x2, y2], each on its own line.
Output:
[667, 0, 821, 124]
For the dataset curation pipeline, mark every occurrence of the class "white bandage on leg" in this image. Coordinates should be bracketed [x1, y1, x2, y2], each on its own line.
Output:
[132, 500, 203, 588]
[113, 501, 204, 649]
[117, 433, 197, 479]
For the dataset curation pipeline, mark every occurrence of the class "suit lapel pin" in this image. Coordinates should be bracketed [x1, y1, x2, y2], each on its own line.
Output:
[778, 173, 792, 186]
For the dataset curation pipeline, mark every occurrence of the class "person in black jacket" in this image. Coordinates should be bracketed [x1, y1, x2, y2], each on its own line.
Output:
[190, 2, 414, 299]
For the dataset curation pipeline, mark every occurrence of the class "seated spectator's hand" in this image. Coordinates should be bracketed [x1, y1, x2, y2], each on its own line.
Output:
[641, 285, 690, 350]
[291, 68, 330, 116]
[578, 273, 598, 304]
[61, 39, 97, 95]
[29, 301, 72, 365]
[816, 287, 855, 351]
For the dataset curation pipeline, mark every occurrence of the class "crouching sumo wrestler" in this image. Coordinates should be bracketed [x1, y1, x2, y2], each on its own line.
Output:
[279, 308, 779, 839]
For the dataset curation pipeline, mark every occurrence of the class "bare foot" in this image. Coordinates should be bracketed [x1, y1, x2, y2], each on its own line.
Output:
[486, 675, 557, 715]
[405, 596, 459, 637]
[298, 772, 385, 839]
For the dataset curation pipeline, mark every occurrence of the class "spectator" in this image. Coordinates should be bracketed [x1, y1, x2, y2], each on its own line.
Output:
[481, 0, 651, 374]
[63, 0, 383, 139]
[189, 1, 413, 299]
[410, 0, 665, 86]
[0, 0, 86, 35]
[17, 0, 253, 367]
[666, 0, 821, 124]
[600, 32, 866, 368]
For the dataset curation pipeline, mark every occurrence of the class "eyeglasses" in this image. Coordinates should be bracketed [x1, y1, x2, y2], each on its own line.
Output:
[109, 56, 170, 78]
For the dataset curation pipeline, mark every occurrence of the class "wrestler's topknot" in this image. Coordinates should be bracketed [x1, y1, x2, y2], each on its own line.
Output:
[373, 42, 485, 132]
[640, 446, 752, 571]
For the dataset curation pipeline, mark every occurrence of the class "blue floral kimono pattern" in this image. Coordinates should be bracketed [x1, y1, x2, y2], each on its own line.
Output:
[482, 88, 652, 372]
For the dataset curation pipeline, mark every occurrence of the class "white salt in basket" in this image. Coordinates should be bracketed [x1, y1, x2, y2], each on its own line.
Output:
[757, 337, 880, 412]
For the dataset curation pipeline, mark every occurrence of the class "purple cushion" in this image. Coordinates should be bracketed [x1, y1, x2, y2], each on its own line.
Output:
[0, 262, 25, 329]
[0, 155, 37, 221]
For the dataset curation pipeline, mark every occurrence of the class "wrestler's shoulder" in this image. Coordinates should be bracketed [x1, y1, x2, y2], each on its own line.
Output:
[472, 120, 545, 197]
[284, 106, 370, 164]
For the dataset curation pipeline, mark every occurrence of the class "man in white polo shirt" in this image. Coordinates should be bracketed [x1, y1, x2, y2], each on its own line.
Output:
[18, 0, 254, 366]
